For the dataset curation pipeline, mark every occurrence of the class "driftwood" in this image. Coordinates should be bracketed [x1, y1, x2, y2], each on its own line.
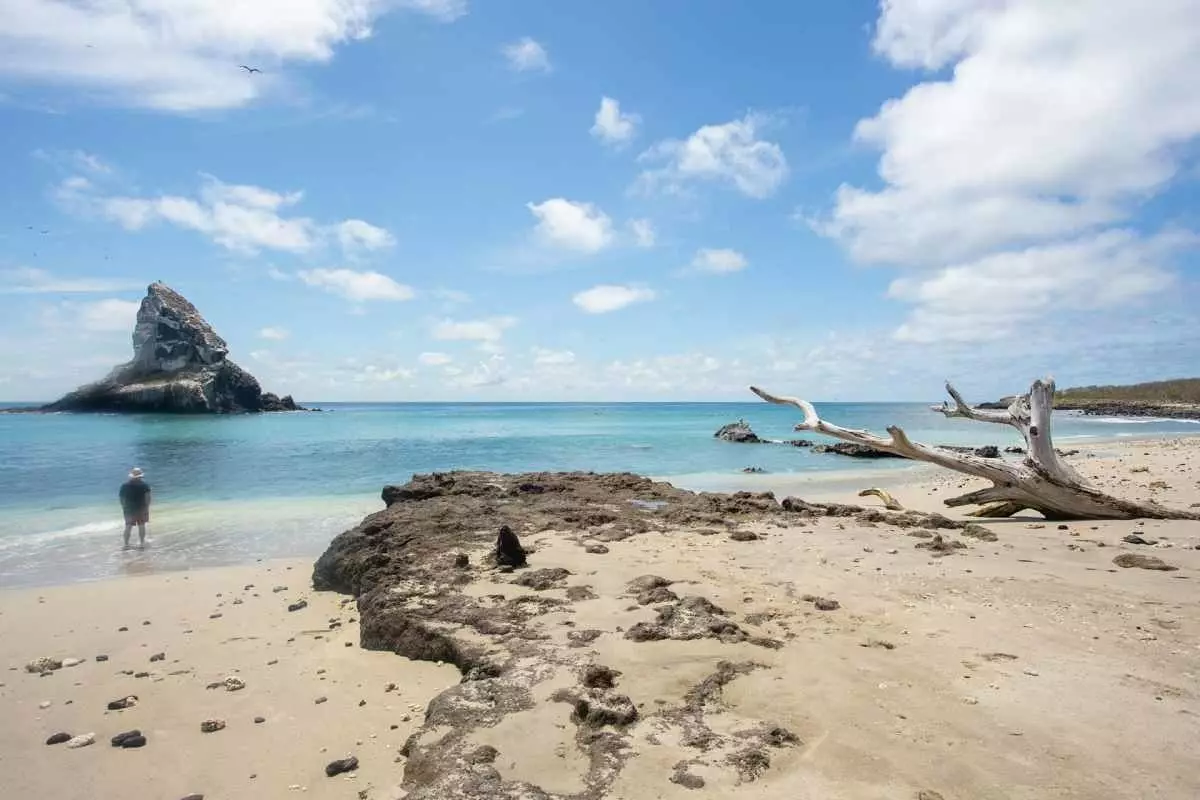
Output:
[858, 488, 905, 511]
[751, 379, 1200, 521]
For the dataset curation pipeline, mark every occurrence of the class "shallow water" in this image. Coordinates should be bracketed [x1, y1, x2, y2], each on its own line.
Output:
[1, 401, 1196, 587]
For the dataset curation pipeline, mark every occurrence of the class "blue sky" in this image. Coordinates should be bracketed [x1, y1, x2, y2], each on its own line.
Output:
[1, 0, 1198, 402]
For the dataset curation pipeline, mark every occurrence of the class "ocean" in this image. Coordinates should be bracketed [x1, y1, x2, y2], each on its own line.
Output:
[1, 401, 1197, 587]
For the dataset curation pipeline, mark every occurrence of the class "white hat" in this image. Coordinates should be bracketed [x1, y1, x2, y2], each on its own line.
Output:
[129, 467, 145, 479]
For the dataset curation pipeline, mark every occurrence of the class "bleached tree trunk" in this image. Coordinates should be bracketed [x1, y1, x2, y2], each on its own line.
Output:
[751, 379, 1200, 521]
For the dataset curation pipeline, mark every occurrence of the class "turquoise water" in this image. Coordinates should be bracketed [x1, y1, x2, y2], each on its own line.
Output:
[1, 401, 1196, 587]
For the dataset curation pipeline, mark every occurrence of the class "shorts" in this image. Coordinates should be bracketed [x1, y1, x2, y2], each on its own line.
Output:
[124, 509, 149, 525]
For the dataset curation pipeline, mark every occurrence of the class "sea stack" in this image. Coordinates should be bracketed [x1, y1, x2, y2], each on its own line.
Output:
[43, 282, 302, 414]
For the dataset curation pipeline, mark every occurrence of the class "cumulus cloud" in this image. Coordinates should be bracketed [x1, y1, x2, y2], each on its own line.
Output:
[527, 198, 614, 254]
[690, 248, 748, 274]
[432, 316, 517, 343]
[591, 96, 640, 145]
[532, 347, 575, 365]
[0, 0, 466, 112]
[297, 268, 414, 302]
[57, 171, 393, 257]
[502, 37, 550, 72]
[636, 114, 788, 198]
[629, 219, 656, 248]
[259, 326, 290, 340]
[0, 267, 140, 294]
[815, 0, 1200, 341]
[39, 297, 140, 333]
[418, 351, 452, 366]
[572, 284, 656, 314]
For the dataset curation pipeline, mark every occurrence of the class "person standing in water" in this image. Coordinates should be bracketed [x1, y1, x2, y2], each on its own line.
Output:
[119, 467, 152, 550]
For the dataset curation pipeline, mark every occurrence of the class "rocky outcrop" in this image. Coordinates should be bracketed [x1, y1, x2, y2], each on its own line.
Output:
[41, 283, 304, 414]
[714, 420, 762, 443]
[1053, 400, 1200, 420]
[811, 443, 904, 459]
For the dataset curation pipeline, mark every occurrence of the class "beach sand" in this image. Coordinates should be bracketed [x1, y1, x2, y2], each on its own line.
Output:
[2, 437, 1199, 799]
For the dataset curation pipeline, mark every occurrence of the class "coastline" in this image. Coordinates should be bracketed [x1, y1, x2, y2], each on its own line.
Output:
[2, 436, 1199, 798]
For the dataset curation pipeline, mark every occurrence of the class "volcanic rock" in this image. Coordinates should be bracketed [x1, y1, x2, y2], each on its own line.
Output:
[41, 282, 304, 414]
[714, 420, 762, 443]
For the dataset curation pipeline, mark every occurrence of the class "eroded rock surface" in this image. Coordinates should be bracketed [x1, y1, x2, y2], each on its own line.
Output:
[41, 282, 303, 414]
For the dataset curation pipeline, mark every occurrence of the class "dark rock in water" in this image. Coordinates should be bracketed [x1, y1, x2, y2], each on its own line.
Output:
[45, 732, 72, 745]
[714, 420, 762, 444]
[512, 568, 569, 591]
[325, 756, 359, 777]
[39, 282, 306, 415]
[287, 600, 308, 612]
[111, 730, 142, 747]
[1004, 446, 1025, 454]
[1113, 553, 1177, 571]
[785, 439, 813, 447]
[812, 443, 903, 459]
[974, 445, 1000, 458]
[493, 525, 527, 568]
[742, 466, 766, 473]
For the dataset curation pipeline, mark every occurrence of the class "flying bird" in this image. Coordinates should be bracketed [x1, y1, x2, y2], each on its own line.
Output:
[239, 65, 262, 74]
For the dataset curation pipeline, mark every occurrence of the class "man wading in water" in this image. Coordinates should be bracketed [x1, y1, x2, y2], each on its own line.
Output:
[119, 467, 152, 550]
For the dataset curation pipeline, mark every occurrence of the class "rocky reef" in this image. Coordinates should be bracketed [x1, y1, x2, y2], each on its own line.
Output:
[713, 419, 763, 443]
[40, 282, 303, 414]
[312, 470, 966, 798]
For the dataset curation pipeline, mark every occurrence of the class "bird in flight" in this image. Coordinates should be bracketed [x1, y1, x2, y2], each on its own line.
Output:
[240, 65, 262, 74]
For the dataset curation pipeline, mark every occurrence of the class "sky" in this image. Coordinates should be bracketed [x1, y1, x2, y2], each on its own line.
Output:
[1, 0, 1198, 402]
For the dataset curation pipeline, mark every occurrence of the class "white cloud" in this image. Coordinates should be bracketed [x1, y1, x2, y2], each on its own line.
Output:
[502, 37, 550, 72]
[58, 172, 393, 257]
[337, 219, 395, 253]
[0, 267, 141, 294]
[591, 96, 640, 145]
[432, 316, 517, 343]
[637, 114, 788, 198]
[432, 288, 471, 304]
[572, 284, 656, 314]
[259, 326, 290, 340]
[690, 248, 748, 274]
[418, 351, 452, 366]
[39, 298, 140, 333]
[532, 347, 575, 365]
[814, 0, 1200, 341]
[297, 268, 414, 302]
[0, 0, 465, 112]
[449, 355, 507, 388]
[355, 364, 414, 383]
[527, 198, 614, 254]
[629, 218, 656, 248]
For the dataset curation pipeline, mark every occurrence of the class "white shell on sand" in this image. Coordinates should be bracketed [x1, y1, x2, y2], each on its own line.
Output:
[62, 658, 84, 668]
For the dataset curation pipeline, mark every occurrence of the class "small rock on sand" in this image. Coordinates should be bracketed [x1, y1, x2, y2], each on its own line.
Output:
[223, 676, 246, 691]
[62, 657, 84, 668]
[325, 756, 359, 777]
[95, 655, 109, 662]
[149, 653, 165, 662]
[200, 719, 226, 733]
[1123, 534, 1157, 545]
[584, 543, 609, 554]
[45, 732, 72, 745]
[66, 733, 95, 749]
[287, 600, 308, 612]
[38, 700, 51, 709]
[111, 730, 143, 747]
[1113, 553, 1177, 571]
[254, 716, 266, 724]
[918, 792, 945, 800]
[107, 695, 138, 710]
[315, 696, 328, 705]
[25, 657, 62, 674]
[729, 530, 759, 542]
[802, 594, 840, 611]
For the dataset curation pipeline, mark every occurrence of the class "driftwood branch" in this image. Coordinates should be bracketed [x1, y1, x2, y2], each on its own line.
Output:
[752, 379, 1200, 521]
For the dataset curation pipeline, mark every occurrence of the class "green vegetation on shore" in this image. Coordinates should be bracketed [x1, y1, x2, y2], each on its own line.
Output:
[1056, 378, 1200, 404]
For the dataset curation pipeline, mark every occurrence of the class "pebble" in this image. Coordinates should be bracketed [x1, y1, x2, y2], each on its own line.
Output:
[142, 621, 151, 626]
[962, 696, 979, 705]
[1023, 668, 1040, 677]
[267, 659, 278, 666]
[179, 795, 204, 800]
[62, 657, 84, 668]
[25, 657, 62, 675]
[66, 733, 96, 749]
[273, 586, 288, 593]
[118, 627, 128, 632]
[315, 696, 328, 705]
[111, 730, 143, 747]
[200, 719, 226, 733]
[39, 700, 52, 709]
[134, 671, 150, 679]
[287, 600, 308, 612]
[325, 756, 359, 777]
[254, 716, 266, 724]
[384, 683, 397, 692]
[209, 613, 223, 619]
[121, 734, 147, 748]
[107, 695, 138, 710]
[149, 653, 165, 662]
[95, 655, 109, 662]
[45, 732, 72, 745]
[887, 548, 899, 555]
[224, 676, 246, 692]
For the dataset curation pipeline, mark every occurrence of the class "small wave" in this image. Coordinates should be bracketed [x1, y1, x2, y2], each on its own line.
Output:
[0, 519, 122, 552]
[629, 444, 654, 450]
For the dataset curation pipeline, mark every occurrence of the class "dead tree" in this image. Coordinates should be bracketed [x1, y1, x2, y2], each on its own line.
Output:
[751, 379, 1200, 521]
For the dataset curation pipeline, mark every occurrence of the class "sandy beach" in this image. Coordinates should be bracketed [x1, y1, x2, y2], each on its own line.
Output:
[3, 436, 1200, 799]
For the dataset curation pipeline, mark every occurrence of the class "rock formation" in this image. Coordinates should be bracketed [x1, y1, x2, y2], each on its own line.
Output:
[714, 419, 762, 443]
[42, 282, 303, 414]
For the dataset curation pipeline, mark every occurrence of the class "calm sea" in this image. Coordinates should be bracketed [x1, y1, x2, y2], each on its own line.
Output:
[1, 401, 1196, 587]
